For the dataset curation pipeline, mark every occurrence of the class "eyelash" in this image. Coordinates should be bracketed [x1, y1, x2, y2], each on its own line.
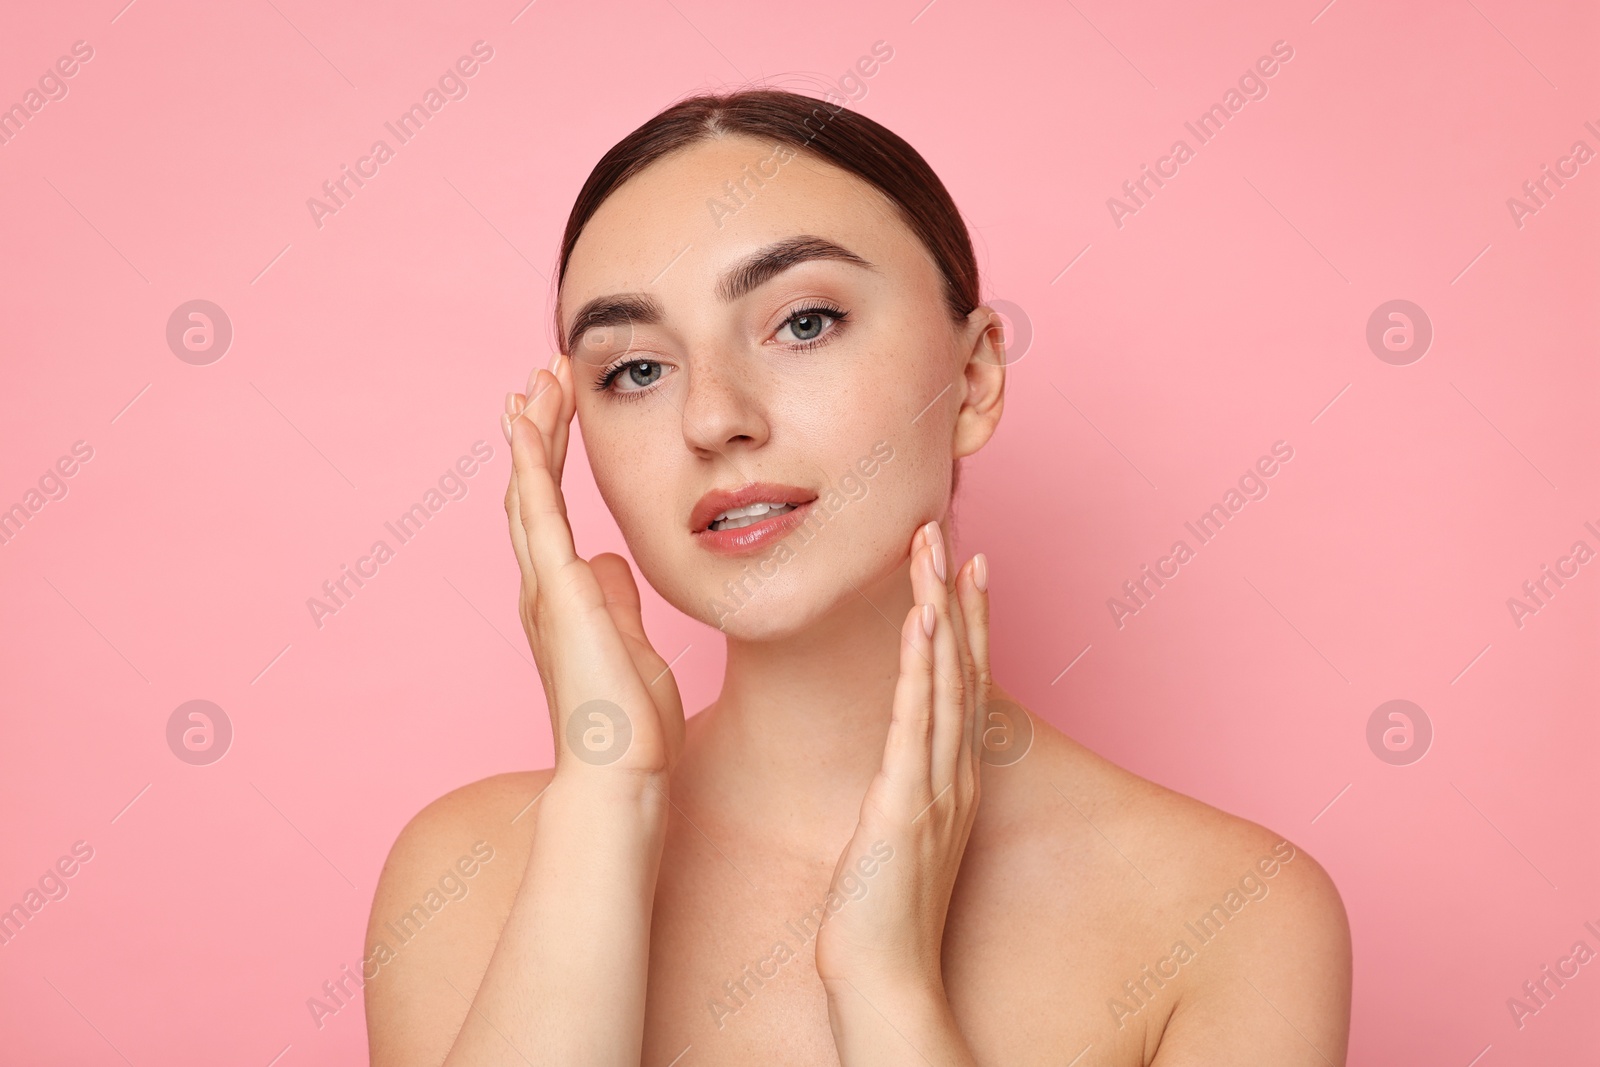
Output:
[594, 303, 850, 400]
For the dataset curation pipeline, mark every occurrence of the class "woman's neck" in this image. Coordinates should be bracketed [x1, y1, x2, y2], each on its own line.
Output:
[679, 556, 919, 856]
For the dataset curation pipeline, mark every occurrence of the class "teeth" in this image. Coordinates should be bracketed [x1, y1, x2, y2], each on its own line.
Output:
[711, 501, 796, 531]
[717, 502, 776, 521]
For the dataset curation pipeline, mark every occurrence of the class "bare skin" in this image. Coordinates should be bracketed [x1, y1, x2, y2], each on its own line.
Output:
[363, 135, 1351, 1065]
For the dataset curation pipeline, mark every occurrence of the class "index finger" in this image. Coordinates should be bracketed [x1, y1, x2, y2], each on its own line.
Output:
[507, 386, 584, 599]
[525, 355, 579, 487]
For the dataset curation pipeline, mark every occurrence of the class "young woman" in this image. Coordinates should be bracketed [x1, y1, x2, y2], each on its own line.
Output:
[364, 89, 1351, 1065]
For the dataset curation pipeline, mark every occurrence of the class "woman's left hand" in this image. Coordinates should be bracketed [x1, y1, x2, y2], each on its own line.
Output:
[815, 519, 989, 1065]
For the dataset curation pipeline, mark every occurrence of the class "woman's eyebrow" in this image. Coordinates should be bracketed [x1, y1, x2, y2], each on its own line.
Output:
[563, 235, 875, 355]
[715, 235, 876, 303]
[564, 294, 660, 357]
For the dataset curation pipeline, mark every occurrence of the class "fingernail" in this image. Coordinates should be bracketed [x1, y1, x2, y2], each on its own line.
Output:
[504, 391, 518, 417]
[929, 528, 947, 583]
[973, 552, 988, 592]
[547, 352, 560, 372]
[500, 412, 512, 443]
[921, 603, 936, 637]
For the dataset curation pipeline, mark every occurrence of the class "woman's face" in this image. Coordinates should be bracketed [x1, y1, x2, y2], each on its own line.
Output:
[558, 134, 999, 639]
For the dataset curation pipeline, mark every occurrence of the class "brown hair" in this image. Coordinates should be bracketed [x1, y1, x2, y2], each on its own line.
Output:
[554, 88, 980, 335]
[552, 88, 983, 498]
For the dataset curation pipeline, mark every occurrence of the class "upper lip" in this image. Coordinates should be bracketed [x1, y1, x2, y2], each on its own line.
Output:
[690, 482, 817, 533]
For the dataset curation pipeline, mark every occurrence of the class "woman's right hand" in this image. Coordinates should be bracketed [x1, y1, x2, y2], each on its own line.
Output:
[501, 354, 686, 784]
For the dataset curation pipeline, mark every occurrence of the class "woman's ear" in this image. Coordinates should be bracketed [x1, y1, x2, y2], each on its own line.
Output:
[952, 305, 1007, 460]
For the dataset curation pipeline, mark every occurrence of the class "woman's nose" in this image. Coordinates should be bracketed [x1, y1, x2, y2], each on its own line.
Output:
[677, 353, 770, 458]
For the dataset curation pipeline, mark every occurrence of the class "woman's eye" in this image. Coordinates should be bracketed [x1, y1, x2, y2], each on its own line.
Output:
[623, 361, 663, 389]
[599, 359, 667, 395]
[775, 306, 846, 346]
[598, 308, 847, 397]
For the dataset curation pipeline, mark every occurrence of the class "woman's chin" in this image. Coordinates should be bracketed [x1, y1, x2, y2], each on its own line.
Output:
[695, 575, 889, 643]
[701, 598, 810, 641]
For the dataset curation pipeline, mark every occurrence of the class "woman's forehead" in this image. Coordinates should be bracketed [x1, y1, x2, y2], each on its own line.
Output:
[560, 137, 919, 309]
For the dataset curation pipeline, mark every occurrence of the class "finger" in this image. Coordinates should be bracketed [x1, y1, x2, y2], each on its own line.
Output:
[924, 524, 966, 799]
[939, 556, 976, 773]
[523, 357, 575, 481]
[590, 551, 650, 651]
[508, 383, 572, 524]
[933, 534, 976, 730]
[508, 386, 567, 526]
[507, 387, 585, 602]
[946, 560, 979, 773]
[517, 369, 567, 508]
[503, 405, 537, 590]
[956, 553, 990, 773]
[548, 355, 578, 481]
[879, 527, 938, 801]
[591, 550, 687, 759]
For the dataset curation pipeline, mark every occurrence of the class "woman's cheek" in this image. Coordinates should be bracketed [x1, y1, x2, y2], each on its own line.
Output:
[588, 452, 659, 552]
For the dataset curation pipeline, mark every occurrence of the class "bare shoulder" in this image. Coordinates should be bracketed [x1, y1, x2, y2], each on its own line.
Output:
[997, 696, 1351, 1062]
[362, 769, 549, 1067]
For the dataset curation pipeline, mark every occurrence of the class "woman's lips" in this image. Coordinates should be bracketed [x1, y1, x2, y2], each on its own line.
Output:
[691, 499, 816, 555]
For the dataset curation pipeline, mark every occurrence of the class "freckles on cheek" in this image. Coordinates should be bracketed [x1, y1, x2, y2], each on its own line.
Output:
[890, 428, 956, 515]
[838, 443, 941, 553]
[585, 430, 686, 557]
[581, 433, 638, 522]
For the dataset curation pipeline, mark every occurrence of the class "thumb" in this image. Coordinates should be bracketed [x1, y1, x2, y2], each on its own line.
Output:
[592, 550, 686, 764]
[590, 551, 650, 649]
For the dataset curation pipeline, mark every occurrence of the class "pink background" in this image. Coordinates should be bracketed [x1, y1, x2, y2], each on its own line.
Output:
[2, 0, 1596, 1062]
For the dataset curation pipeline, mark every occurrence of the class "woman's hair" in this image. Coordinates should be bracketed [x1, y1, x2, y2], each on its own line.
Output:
[554, 88, 981, 333]
[553, 87, 982, 498]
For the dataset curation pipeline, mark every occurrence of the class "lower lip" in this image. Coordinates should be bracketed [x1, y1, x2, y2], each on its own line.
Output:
[693, 500, 816, 556]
